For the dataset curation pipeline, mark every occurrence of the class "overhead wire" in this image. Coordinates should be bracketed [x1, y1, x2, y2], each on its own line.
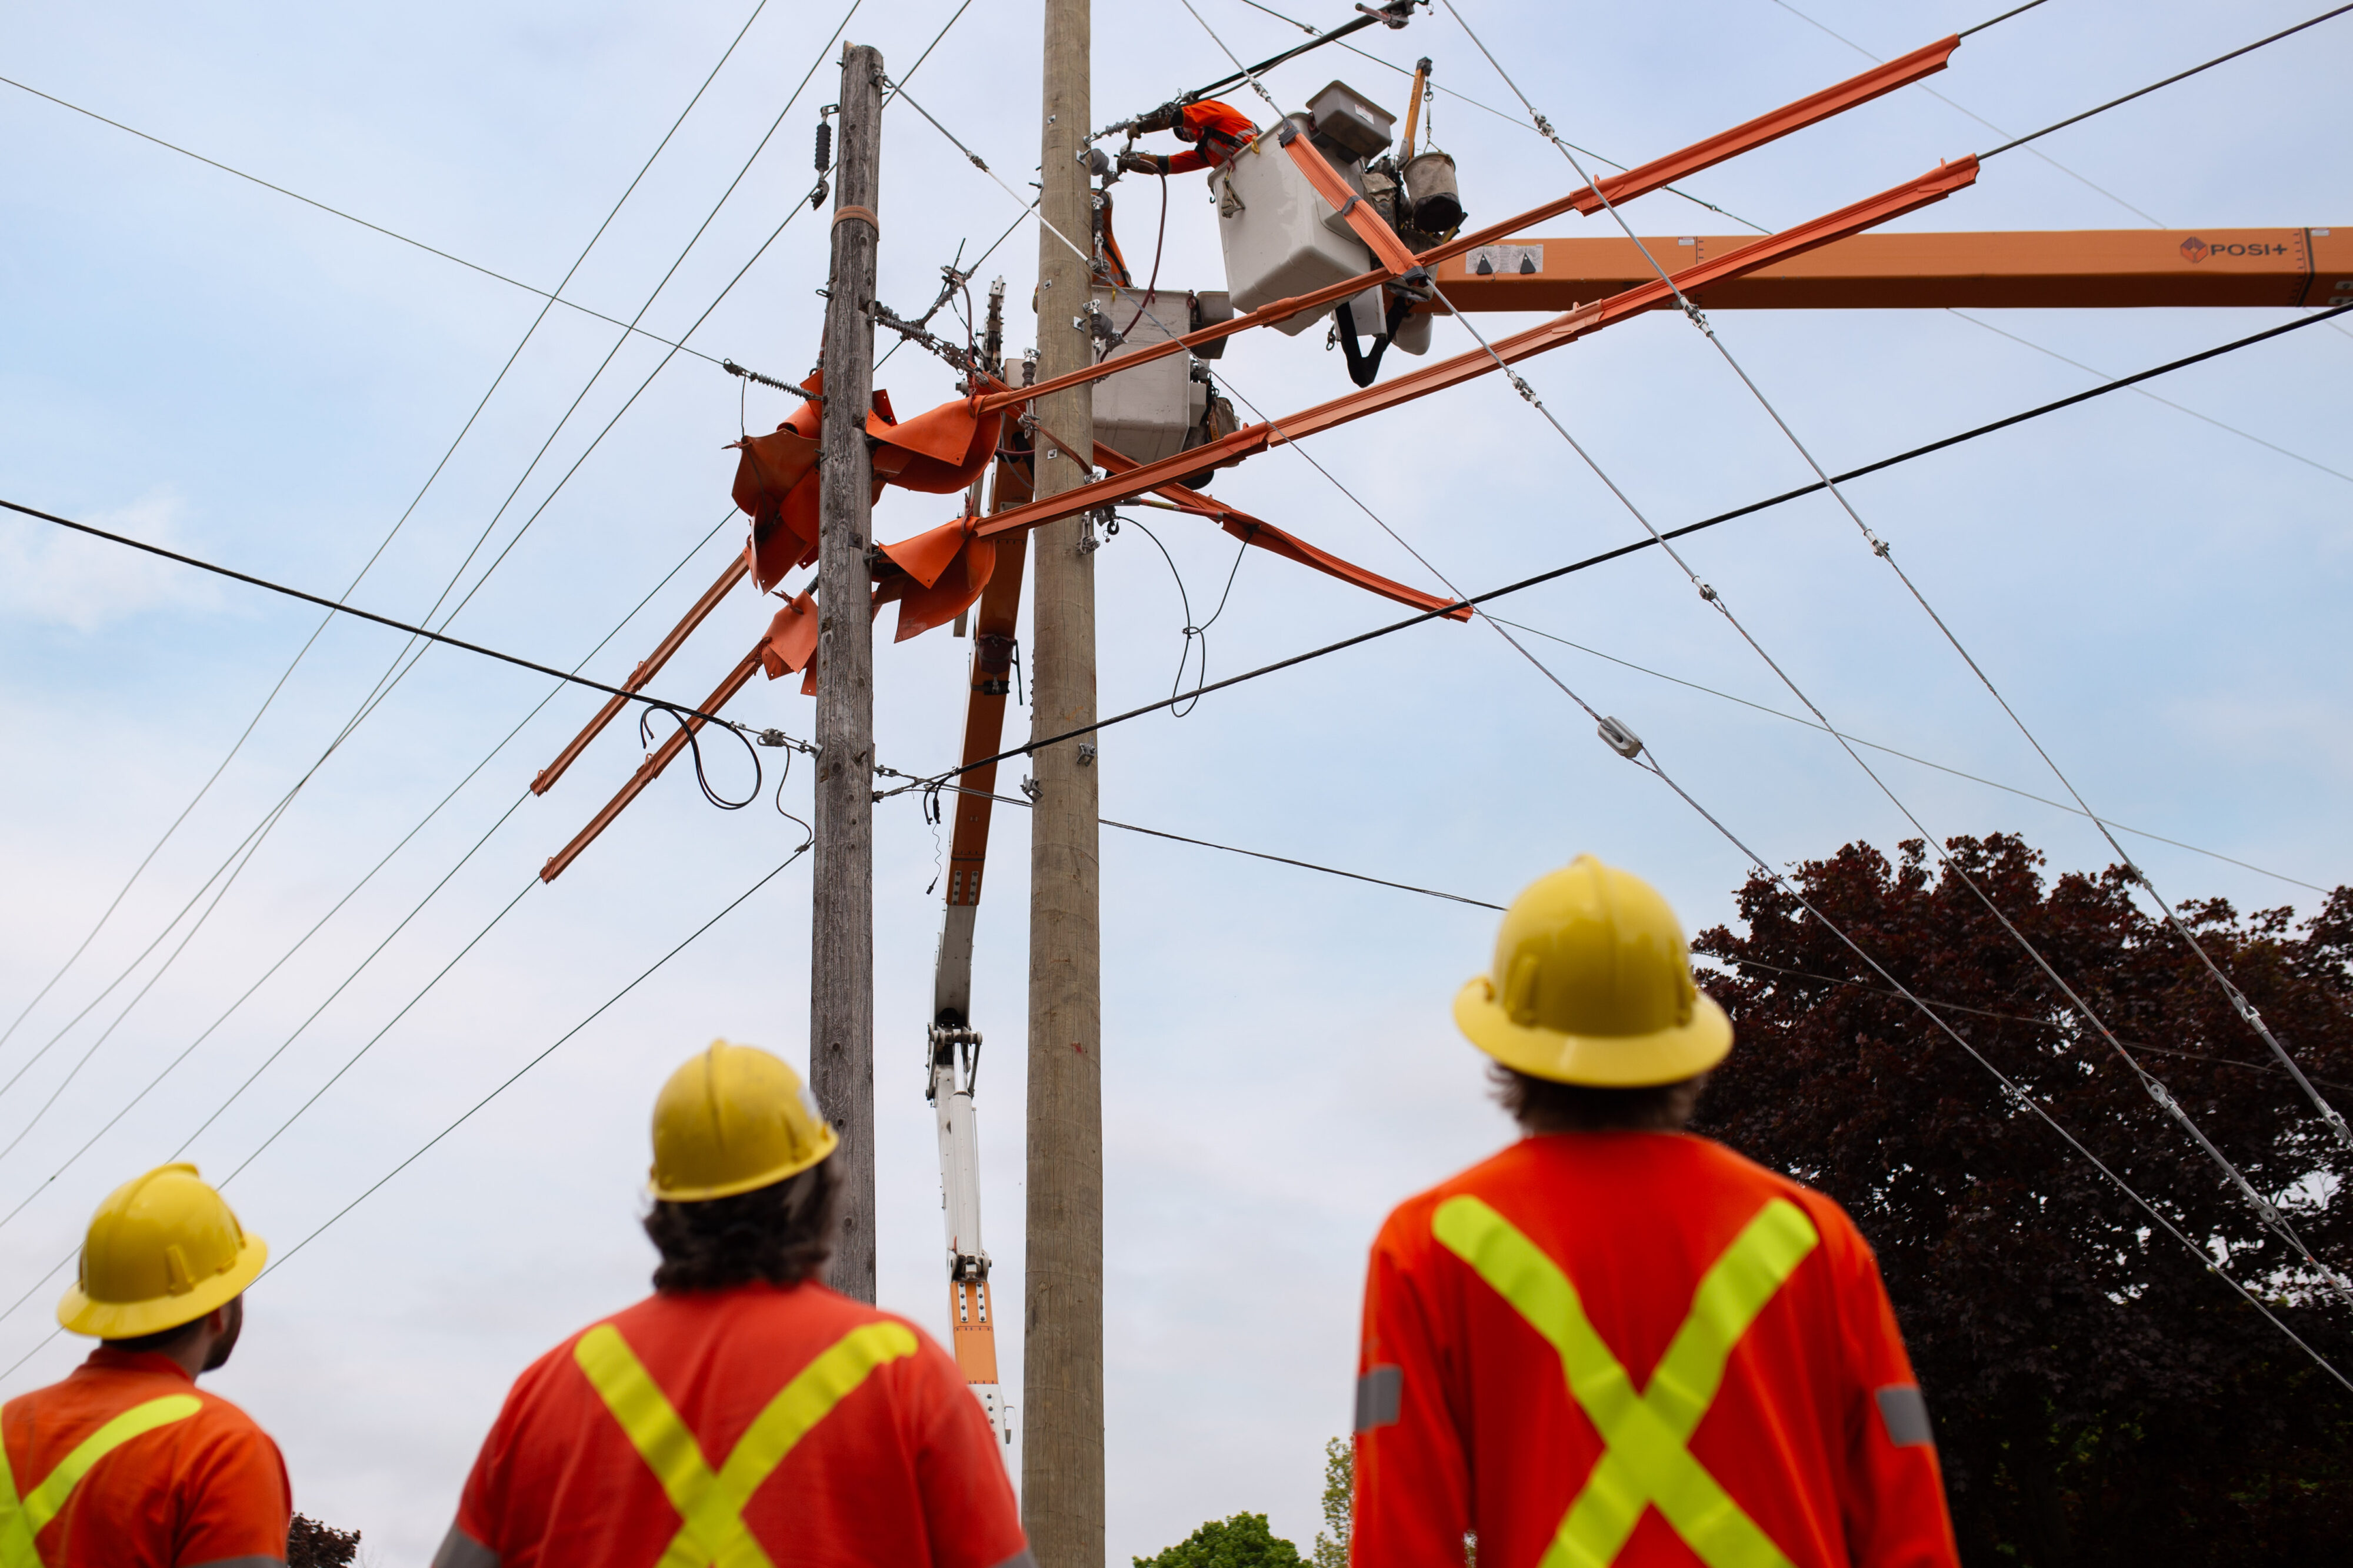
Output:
[0, 0, 781, 1066]
[1437, 0, 2353, 1291]
[1765, 0, 2167, 225]
[1947, 311, 2352, 485]
[0, 0, 973, 1259]
[1981, 4, 2353, 159]
[1226, 0, 1774, 231]
[991, 3, 2353, 1340]
[0, 73, 758, 368]
[1235, 0, 2343, 482]
[1696, 953, 2353, 1097]
[0, 839, 815, 1384]
[0, 515, 742, 1235]
[1442, 0, 2353, 1158]
[884, 304, 2352, 789]
[1, 498, 749, 729]
[1111, 514, 1249, 717]
[929, 782, 1501, 908]
[1482, 613, 2332, 894]
[0, 0, 845, 1133]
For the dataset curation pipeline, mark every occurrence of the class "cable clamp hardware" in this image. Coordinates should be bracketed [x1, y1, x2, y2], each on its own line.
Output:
[1597, 716, 1645, 760]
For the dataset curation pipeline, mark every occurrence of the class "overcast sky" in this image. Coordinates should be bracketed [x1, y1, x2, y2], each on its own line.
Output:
[2, 0, 2348, 1561]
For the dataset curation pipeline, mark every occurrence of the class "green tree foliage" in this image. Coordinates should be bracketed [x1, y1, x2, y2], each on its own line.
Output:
[1135, 1512, 1305, 1568]
[1690, 834, 2353, 1565]
[1311, 1436, 1351, 1568]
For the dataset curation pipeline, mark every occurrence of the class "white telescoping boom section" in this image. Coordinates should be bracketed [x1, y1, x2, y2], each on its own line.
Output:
[930, 903, 1010, 1447]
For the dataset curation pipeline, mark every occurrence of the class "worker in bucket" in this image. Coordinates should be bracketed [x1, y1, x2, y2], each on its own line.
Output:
[1348, 857, 1959, 1568]
[1117, 98, 1258, 176]
[2, 1163, 292, 1566]
[430, 1041, 1029, 1568]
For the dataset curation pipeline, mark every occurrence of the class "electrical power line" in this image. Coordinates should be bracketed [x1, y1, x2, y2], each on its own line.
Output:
[0, 516, 741, 1236]
[1454, 0, 2353, 1162]
[887, 304, 2352, 790]
[0, 841, 812, 1384]
[0, 2, 782, 1067]
[0, 0, 986, 1258]
[1482, 615, 2332, 894]
[1981, 4, 2353, 159]
[929, 783, 1502, 908]
[1441, 0, 2353, 1303]
[1225, 0, 1775, 232]
[0, 75, 748, 368]
[1, 498, 746, 729]
[1697, 953, 2353, 1097]
[1765, 0, 2168, 226]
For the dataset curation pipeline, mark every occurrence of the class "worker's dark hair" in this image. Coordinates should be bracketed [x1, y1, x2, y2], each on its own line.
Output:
[1491, 1064, 1706, 1133]
[642, 1155, 841, 1293]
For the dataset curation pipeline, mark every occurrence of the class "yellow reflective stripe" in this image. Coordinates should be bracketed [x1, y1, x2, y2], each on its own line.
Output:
[1, 1441, 38, 1568]
[1432, 1195, 1817, 1568]
[575, 1320, 921, 1568]
[0, 1393, 203, 1567]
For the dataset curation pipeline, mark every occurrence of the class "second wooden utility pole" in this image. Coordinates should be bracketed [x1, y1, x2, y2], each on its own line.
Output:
[814, 41, 883, 1305]
[1025, 0, 1104, 1562]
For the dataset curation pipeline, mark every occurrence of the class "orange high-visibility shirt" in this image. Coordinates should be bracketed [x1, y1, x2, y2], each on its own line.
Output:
[1, 1348, 292, 1568]
[438, 1282, 1028, 1568]
[1164, 100, 1258, 174]
[1351, 1133, 1958, 1568]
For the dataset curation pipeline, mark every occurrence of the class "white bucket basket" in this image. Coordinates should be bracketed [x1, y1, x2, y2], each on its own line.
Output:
[1215, 116, 1374, 336]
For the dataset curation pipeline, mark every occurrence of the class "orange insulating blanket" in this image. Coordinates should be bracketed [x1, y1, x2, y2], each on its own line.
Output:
[729, 372, 1001, 593]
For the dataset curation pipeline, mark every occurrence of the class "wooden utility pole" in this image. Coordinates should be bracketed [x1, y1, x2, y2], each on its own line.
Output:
[1025, 0, 1104, 1560]
[814, 41, 883, 1305]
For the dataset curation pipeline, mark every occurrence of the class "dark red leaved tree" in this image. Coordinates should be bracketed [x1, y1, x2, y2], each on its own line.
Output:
[1689, 835, 2353, 1566]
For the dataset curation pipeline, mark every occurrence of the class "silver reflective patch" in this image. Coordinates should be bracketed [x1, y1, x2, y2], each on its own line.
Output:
[1876, 1383, 1934, 1448]
[428, 1524, 502, 1568]
[1355, 1364, 1402, 1432]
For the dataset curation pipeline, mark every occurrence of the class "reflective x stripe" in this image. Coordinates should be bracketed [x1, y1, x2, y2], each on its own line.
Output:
[0, 1393, 203, 1568]
[1432, 1195, 1818, 1568]
[574, 1320, 919, 1568]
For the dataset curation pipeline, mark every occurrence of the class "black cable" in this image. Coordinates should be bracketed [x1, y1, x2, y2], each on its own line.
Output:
[1957, 0, 2051, 38]
[1982, 4, 2352, 157]
[0, 518, 742, 1236]
[1179, 0, 1417, 109]
[1117, 513, 1246, 717]
[0, 7, 777, 1066]
[0, 496, 743, 730]
[894, 303, 2353, 792]
[638, 702, 764, 809]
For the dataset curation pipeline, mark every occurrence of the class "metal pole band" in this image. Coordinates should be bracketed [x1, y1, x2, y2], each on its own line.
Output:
[833, 204, 879, 234]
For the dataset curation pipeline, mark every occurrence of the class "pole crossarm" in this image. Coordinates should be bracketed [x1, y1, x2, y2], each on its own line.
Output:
[1435, 226, 2352, 312]
[971, 157, 1981, 544]
[979, 34, 1961, 416]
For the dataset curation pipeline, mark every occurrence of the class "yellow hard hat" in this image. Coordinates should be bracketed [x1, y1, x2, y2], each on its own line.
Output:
[58, 1164, 266, 1340]
[1455, 856, 1732, 1087]
[649, 1040, 838, 1203]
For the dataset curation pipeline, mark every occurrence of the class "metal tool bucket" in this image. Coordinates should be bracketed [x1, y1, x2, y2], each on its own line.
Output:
[1401, 151, 1462, 235]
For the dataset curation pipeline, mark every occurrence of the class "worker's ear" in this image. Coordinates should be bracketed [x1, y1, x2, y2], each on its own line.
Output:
[199, 1295, 245, 1372]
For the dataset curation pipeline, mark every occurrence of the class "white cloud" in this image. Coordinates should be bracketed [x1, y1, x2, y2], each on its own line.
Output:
[0, 489, 221, 633]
